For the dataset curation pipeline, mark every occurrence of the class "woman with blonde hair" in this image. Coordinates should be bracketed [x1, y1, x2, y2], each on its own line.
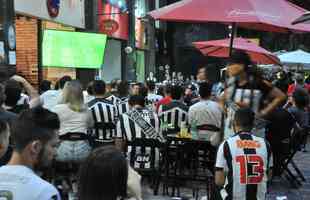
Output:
[52, 80, 93, 162]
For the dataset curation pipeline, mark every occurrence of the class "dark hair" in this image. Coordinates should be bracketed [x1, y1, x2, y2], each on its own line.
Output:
[139, 86, 148, 98]
[199, 82, 213, 99]
[58, 76, 72, 89]
[293, 88, 309, 109]
[146, 81, 156, 91]
[295, 74, 304, 85]
[5, 80, 22, 107]
[11, 106, 60, 152]
[39, 80, 51, 94]
[0, 84, 5, 106]
[0, 119, 8, 141]
[86, 81, 94, 96]
[128, 95, 145, 107]
[111, 79, 120, 90]
[164, 85, 172, 95]
[157, 86, 165, 97]
[170, 85, 183, 100]
[234, 107, 255, 131]
[227, 50, 252, 68]
[92, 80, 106, 95]
[117, 81, 129, 97]
[78, 146, 128, 200]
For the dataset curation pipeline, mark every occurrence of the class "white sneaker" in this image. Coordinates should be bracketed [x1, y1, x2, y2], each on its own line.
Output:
[200, 195, 208, 200]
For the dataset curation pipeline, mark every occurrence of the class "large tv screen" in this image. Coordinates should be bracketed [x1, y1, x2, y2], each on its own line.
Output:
[42, 30, 107, 69]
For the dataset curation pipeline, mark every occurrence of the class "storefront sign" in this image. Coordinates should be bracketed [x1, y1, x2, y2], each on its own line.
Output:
[14, 0, 85, 28]
[46, 0, 60, 18]
[98, 0, 128, 40]
[100, 19, 119, 35]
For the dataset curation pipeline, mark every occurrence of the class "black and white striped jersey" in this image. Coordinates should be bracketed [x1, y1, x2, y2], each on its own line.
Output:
[106, 94, 121, 105]
[158, 100, 189, 130]
[116, 107, 161, 169]
[88, 98, 118, 141]
[116, 97, 130, 116]
[216, 133, 273, 200]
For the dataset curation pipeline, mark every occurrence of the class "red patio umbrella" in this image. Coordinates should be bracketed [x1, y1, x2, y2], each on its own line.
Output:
[148, 0, 310, 33]
[193, 38, 280, 65]
[292, 12, 310, 25]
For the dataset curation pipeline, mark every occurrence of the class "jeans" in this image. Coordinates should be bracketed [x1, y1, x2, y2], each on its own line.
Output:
[56, 140, 91, 163]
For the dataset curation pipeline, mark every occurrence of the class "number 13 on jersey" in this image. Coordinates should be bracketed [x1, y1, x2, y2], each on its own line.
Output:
[236, 155, 264, 184]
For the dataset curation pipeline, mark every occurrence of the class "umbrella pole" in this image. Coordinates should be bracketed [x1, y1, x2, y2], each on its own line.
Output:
[229, 22, 237, 56]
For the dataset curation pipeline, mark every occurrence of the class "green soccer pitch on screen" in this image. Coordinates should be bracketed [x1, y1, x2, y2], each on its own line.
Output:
[42, 30, 107, 69]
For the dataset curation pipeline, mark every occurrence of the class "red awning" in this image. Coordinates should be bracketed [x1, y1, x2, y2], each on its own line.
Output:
[193, 38, 280, 65]
[149, 0, 310, 33]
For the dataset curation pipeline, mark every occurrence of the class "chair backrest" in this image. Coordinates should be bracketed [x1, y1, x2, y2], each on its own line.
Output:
[266, 108, 296, 142]
[93, 122, 116, 142]
[127, 138, 162, 171]
[290, 127, 306, 152]
[159, 103, 188, 131]
[196, 124, 220, 132]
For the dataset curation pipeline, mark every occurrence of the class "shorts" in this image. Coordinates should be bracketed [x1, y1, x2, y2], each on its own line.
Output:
[56, 140, 92, 163]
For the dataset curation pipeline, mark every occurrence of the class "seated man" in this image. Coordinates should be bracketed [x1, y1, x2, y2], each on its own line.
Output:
[116, 81, 130, 116]
[115, 95, 164, 169]
[158, 85, 188, 131]
[215, 107, 272, 200]
[188, 82, 222, 146]
[0, 120, 9, 162]
[0, 106, 61, 200]
[88, 80, 118, 143]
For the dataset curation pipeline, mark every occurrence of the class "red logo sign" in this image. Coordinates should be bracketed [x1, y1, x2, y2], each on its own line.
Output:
[100, 19, 119, 35]
[47, 0, 60, 18]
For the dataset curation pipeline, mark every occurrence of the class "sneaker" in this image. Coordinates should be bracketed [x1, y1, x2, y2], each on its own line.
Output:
[200, 195, 208, 200]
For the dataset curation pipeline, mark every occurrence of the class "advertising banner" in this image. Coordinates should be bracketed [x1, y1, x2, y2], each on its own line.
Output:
[98, 0, 129, 40]
[14, 0, 85, 28]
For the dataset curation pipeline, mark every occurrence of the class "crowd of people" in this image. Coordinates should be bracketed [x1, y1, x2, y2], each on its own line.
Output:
[0, 50, 309, 200]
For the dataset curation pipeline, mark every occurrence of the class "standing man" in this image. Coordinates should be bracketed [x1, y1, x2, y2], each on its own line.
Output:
[215, 108, 272, 200]
[116, 81, 131, 116]
[196, 66, 209, 83]
[146, 80, 163, 105]
[131, 82, 142, 96]
[0, 107, 61, 200]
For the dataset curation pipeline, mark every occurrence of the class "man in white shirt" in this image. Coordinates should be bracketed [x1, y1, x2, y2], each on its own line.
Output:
[188, 82, 222, 146]
[146, 80, 162, 104]
[0, 107, 61, 200]
[40, 76, 72, 110]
